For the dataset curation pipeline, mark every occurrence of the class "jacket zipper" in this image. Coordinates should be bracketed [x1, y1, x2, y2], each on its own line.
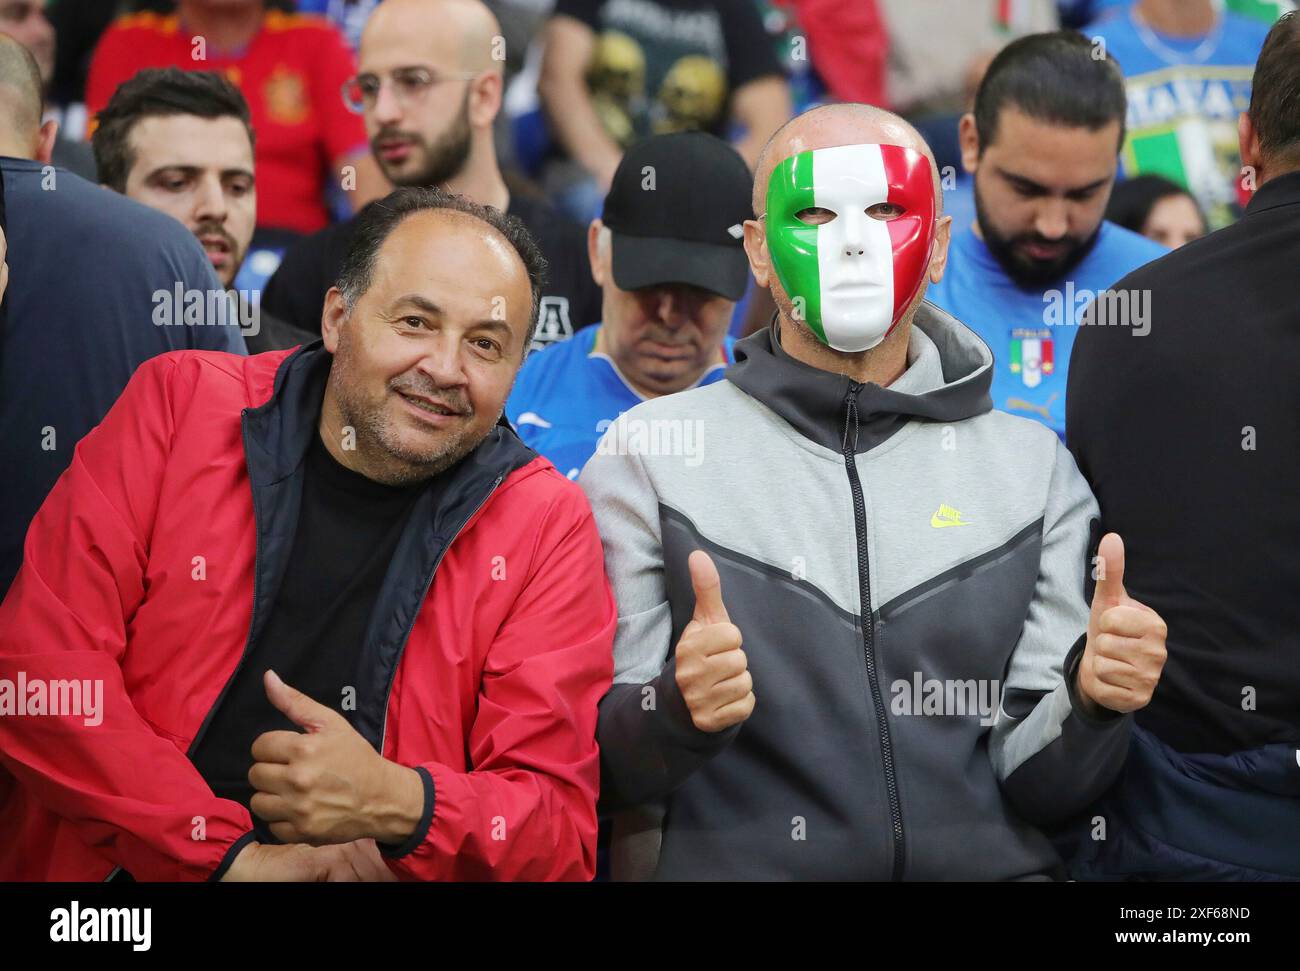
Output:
[183, 412, 269, 765]
[841, 383, 906, 880]
[378, 473, 505, 753]
[110, 411, 506, 880]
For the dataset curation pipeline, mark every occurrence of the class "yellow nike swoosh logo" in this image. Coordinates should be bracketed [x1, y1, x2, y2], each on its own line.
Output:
[931, 514, 971, 528]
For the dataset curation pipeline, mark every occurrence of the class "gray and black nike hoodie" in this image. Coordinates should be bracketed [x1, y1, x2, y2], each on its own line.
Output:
[579, 302, 1132, 880]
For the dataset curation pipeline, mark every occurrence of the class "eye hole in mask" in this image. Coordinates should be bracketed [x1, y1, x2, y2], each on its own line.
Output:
[793, 203, 908, 226]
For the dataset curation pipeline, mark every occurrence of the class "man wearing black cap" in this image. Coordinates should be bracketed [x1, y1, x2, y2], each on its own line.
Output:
[505, 131, 752, 479]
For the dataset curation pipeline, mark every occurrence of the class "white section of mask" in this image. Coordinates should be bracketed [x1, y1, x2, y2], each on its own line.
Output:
[814, 144, 897, 353]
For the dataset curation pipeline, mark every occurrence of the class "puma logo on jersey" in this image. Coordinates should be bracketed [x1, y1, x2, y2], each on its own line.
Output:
[1005, 392, 1059, 423]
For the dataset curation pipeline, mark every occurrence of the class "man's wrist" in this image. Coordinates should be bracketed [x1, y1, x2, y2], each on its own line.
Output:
[365, 760, 426, 845]
[216, 838, 262, 882]
[1074, 674, 1104, 718]
[1071, 652, 1119, 722]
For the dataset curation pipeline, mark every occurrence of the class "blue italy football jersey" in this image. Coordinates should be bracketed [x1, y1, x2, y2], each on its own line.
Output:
[927, 222, 1167, 439]
[1085, 8, 1270, 229]
[506, 325, 734, 479]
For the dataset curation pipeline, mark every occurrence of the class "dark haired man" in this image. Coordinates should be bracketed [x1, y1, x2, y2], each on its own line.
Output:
[1065, 11, 1300, 880]
[93, 67, 316, 352]
[0, 187, 616, 882]
[86, 0, 386, 235]
[262, 0, 600, 351]
[928, 31, 1167, 439]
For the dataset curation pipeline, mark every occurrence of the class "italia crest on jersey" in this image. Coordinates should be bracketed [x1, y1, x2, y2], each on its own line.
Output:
[1008, 330, 1054, 389]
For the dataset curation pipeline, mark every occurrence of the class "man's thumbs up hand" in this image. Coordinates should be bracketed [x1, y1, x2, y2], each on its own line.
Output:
[263, 667, 348, 733]
[674, 551, 755, 733]
[1077, 533, 1168, 715]
[249, 670, 424, 846]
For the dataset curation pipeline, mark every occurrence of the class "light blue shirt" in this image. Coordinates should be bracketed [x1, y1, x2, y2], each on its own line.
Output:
[506, 325, 734, 478]
[927, 221, 1167, 438]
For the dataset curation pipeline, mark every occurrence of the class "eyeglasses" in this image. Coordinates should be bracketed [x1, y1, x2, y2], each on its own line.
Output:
[342, 66, 478, 114]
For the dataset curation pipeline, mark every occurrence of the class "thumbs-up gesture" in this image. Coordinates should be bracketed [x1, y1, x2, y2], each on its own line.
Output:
[1076, 533, 1168, 716]
[673, 551, 755, 733]
[248, 670, 425, 846]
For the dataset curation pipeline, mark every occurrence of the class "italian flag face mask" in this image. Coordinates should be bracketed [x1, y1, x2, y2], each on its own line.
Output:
[765, 143, 938, 353]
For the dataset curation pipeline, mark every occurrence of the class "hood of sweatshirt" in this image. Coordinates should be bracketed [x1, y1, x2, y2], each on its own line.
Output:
[725, 300, 994, 454]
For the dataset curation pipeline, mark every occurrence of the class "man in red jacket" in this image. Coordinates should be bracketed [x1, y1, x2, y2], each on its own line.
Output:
[0, 187, 616, 881]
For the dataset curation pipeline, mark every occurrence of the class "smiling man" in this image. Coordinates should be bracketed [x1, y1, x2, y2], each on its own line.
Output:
[927, 31, 1167, 438]
[0, 187, 616, 881]
[93, 68, 317, 352]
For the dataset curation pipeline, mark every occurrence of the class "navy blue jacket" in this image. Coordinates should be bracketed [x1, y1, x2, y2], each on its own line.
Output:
[0, 157, 245, 595]
[1060, 725, 1300, 880]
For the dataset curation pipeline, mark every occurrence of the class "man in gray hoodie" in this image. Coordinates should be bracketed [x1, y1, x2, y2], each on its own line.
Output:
[579, 103, 1170, 880]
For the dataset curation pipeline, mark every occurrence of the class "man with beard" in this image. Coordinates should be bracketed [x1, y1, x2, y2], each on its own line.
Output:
[93, 68, 317, 352]
[86, 0, 386, 236]
[927, 31, 1167, 439]
[0, 187, 616, 881]
[262, 0, 600, 350]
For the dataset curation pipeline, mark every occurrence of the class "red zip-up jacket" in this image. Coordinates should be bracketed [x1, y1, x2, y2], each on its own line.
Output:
[0, 345, 616, 881]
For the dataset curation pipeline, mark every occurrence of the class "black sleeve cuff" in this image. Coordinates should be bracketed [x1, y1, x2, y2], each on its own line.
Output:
[1064, 633, 1123, 727]
[208, 829, 259, 882]
[378, 766, 436, 860]
[655, 656, 743, 751]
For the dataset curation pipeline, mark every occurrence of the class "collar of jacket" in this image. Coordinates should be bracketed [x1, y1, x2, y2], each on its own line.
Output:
[235, 340, 537, 749]
[724, 300, 994, 454]
[1243, 169, 1300, 218]
[240, 299, 321, 355]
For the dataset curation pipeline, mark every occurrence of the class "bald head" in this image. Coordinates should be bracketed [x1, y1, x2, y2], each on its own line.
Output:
[362, 0, 503, 75]
[741, 102, 955, 378]
[752, 103, 943, 218]
[0, 33, 43, 140]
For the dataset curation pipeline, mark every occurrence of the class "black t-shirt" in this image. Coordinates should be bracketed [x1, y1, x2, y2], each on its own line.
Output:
[190, 430, 427, 818]
[260, 193, 601, 352]
[553, 0, 783, 144]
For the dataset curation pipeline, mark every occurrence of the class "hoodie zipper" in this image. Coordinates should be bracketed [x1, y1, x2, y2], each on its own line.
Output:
[841, 383, 906, 880]
[378, 472, 505, 753]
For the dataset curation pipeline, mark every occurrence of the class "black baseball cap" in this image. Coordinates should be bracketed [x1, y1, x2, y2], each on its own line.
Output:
[601, 132, 752, 301]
